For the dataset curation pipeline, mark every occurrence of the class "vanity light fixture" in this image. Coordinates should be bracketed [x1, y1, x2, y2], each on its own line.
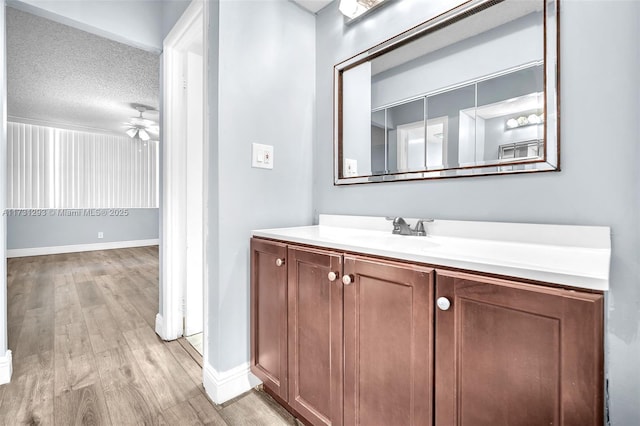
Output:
[339, 0, 387, 21]
[506, 113, 544, 129]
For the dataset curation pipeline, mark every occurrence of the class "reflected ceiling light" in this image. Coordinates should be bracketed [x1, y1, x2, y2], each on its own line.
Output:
[339, 0, 386, 20]
[506, 113, 544, 130]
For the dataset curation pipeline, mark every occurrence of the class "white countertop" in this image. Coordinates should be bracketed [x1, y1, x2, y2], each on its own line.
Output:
[252, 215, 611, 291]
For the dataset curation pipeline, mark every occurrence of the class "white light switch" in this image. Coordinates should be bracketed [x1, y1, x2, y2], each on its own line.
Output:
[252, 143, 274, 169]
[344, 158, 358, 177]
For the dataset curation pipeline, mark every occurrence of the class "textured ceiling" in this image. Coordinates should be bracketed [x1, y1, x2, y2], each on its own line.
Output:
[6, 7, 159, 136]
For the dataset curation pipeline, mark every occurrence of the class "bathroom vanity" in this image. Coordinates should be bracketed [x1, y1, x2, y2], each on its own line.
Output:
[250, 215, 609, 426]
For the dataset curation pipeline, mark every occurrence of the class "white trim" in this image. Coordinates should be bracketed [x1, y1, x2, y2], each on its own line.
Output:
[0, 350, 12, 385]
[160, 0, 207, 348]
[154, 313, 179, 341]
[203, 362, 262, 404]
[155, 313, 164, 338]
[201, 0, 211, 371]
[7, 239, 159, 258]
[0, 3, 8, 367]
[164, 1, 204, 48]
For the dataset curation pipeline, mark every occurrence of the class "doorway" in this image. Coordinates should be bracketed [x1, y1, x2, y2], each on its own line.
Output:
[159, 0, 207, 359]
[184, 39, 204, 355]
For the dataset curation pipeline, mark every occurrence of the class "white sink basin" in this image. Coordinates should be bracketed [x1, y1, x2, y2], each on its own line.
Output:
[253, 215, 611, 291]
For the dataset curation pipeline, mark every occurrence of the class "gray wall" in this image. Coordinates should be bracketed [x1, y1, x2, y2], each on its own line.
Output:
[207, 0, 315, 372]
[206, 0, 220, 368]
[315, 0, 640, 423]
[7, 208, 159, 250]
[9, 0, 189, 52]
[161, 0, 190, 41]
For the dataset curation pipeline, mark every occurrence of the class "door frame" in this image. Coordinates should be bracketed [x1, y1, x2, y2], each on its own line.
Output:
[157, 0, 209, 368]
[0, 3, 10, 385]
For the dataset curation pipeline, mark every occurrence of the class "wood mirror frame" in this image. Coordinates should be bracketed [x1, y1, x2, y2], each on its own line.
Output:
[333, 0, 560, 185]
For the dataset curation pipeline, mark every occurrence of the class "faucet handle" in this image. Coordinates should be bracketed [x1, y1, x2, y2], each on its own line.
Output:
[385, 216, 406, 234]
[413, 219, 434, 236]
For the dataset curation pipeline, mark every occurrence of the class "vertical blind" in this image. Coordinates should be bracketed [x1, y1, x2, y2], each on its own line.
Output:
[7, 122, 158, 208]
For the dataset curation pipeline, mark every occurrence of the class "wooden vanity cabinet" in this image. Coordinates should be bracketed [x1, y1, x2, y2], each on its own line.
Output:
[435, 270, 604, 426]
[251, 239, 435, 426]
[287, 246, 344, 426]
[343, 256, 434, 426]
[250, 238, 288, 399]
[250, 238, 604, 426]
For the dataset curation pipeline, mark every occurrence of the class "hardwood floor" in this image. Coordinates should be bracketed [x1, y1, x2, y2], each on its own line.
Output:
[1, 247, 297, 426]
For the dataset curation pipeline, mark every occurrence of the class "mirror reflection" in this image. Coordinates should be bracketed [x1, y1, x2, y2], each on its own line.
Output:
[336, 0, 558, 183]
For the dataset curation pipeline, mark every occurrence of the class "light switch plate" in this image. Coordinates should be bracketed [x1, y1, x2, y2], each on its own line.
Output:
[252, 143, 274, 169]
[344, 158, 358, 177]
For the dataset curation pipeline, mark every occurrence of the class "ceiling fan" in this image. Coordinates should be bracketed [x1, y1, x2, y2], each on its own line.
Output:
[125, 106, 159, 141]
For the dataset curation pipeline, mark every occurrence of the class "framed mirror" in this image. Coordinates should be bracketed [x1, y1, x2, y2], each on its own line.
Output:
[334, 0, 559, 185]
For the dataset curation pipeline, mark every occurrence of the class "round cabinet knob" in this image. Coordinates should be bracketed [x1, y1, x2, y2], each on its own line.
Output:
[275, 258, 285, 267]
[342, 274, 354, 285]
[437, 297, 451, 311]
[328, 272, 338, 282]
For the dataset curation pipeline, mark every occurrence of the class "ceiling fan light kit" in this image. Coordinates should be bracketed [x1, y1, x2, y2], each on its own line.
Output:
[124, 105, 158, 142]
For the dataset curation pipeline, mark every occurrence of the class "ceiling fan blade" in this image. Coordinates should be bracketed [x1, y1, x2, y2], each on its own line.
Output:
[126, 128, 138, 138]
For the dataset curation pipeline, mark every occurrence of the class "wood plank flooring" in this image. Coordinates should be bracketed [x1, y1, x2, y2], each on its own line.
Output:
[1, 247, 297, 425]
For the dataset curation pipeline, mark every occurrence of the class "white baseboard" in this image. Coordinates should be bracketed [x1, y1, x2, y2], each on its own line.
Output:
[7, 239, 159, 258]
[203, 362, 262, 404]
[0, 350, 12, 385]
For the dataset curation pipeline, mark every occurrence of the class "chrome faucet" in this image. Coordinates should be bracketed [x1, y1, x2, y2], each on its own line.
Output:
[385, 217, 434, 236]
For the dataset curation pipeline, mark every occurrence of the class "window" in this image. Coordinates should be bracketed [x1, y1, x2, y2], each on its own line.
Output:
[7, 122, 158, 209]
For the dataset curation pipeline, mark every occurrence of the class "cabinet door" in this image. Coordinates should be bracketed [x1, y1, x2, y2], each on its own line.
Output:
[343, 256, 434, 426]
[288, 247, 343, 426]
[250, 238, 288, 399]
[435, 270, 604, 426]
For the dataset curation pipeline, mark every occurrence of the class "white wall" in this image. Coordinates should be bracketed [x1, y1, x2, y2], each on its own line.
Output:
[315, 0, 640, 423]
[208, 0, 315, 375]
